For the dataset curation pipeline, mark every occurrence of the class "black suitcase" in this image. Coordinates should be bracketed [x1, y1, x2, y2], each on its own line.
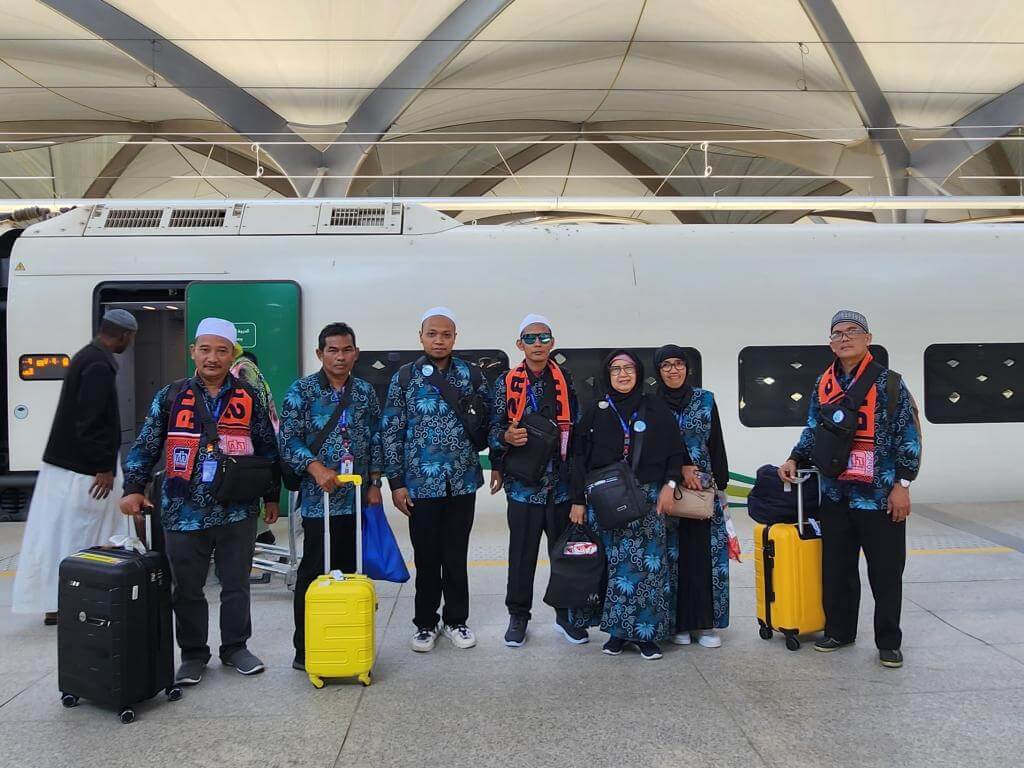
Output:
[57, 512, 181, 723]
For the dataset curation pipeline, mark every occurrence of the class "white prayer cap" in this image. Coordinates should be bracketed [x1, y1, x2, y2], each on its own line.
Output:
[421, 306, 457, 326]
[195, 317, 237, 345]
[518, 313, 552, 335]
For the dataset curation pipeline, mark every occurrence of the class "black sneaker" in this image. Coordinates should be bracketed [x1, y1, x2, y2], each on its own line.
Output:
[504, 616, 528, 647]
[814, 637, 854, 653]
[554, 611, 590, 645]
[637, 641, 663, 660]
[602, 637, 626, 656]
[175, 659, 206, 686]
[879, 649, 904, 668]
[292, 656, 305, 671]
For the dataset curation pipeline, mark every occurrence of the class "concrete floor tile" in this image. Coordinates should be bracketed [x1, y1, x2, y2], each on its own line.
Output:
[929, 608, 1024, 645]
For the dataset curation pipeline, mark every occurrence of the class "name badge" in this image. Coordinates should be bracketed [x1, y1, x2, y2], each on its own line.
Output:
[201, 459, 218, 483]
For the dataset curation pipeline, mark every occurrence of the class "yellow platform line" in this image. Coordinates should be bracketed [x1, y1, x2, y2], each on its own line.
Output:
[0, 545, 1015, 579]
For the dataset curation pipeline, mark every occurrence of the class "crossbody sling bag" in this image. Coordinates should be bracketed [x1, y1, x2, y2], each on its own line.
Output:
[402, 358, 489, 451]
[190, 383, 278, 503]
[281, 386, 352, 491]
[584, 400, 648, 529]
[811, 359, 883, 479]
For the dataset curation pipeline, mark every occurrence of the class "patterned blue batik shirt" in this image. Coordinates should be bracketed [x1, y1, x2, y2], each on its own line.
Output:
[278, 372, 382, 518]
[382, 357, 493, 499]
[790, 367, 921, 510]
[122, 374, 280, 532]
[488, 367, 579, 505]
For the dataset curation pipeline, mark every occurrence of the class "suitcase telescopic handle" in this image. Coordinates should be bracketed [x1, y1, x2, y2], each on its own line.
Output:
[323, 474, 363, 579]
[123, 508, 153, 552]
[790, 469, 819, 534]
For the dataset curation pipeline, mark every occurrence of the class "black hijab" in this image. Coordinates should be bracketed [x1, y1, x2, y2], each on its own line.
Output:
[602, 348, 644, 417]
[654, 344, 693, 413]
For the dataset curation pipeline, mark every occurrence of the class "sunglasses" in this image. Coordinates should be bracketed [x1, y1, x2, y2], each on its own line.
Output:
[520, 333, 553, 345]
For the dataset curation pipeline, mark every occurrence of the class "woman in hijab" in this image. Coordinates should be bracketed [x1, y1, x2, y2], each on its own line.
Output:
[655, 344, 731, 648]
[568, 350, 690, 660]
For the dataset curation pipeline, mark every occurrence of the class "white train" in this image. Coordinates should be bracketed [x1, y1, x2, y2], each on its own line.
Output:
[3, 200, 1021, 506]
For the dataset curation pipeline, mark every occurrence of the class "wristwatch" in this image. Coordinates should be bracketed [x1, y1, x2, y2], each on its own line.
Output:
[370, 477, 383, 488]
[898, 478, 911, 489]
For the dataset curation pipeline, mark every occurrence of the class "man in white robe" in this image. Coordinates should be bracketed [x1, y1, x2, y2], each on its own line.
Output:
[12, 309, 137, 623]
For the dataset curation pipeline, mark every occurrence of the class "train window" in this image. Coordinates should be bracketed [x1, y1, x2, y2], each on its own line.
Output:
[19, 354, 70, 381]
[354, 349, 509, 405]
[551, 348, 702, 409]
[924, 343, 1024, 424]
[738, 345, 889, 427]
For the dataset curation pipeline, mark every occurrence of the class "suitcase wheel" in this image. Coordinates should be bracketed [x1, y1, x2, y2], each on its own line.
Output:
[359, 672, 372, 687]
[785, 635, 801, 652]
[119, 708, 136, 724]
[60, 693, 79, 709]
[308, 674, 325, 689]
[758, 626, 773, 641]
[166, 686, 183, 702]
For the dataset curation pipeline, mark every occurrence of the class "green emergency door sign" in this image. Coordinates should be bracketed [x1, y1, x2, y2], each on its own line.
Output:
[185, 281, 301, 508]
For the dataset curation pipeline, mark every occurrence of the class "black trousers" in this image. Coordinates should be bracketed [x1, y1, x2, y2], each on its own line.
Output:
[293, 514, 357, 656]
[163, 515, 257, 662]
[408, 493, 475, 629]
[676, 517, 714, 631]
[820, 496, 907, 650]
[505, 498, 571, 619]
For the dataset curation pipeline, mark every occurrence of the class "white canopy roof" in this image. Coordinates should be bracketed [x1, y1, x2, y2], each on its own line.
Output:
[2, 0, 1022, 222]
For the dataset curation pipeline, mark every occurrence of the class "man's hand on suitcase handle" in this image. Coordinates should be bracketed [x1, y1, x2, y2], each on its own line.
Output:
[778, 459, 799, 484]
[119, 493, 153, 517]
[308, 461, 340, 493]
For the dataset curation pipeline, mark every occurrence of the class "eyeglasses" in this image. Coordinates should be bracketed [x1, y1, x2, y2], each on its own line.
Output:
[520, 333, 553, 345]
[609, 365, 637, 376]
[659, 361, 687, 372]
[829, 329, 867, 342]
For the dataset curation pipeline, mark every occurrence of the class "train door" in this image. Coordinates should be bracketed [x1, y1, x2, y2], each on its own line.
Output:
[95, 283, 188, 457]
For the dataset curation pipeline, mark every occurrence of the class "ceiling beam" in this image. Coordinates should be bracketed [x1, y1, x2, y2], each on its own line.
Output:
[910, 83, 1024, 191]
[797, 0, 908, 220]
[38, 0, 322, 195]
[83, 133, 146, 198]
[590, 135, 707, 224]
[320, 0, 513, 196]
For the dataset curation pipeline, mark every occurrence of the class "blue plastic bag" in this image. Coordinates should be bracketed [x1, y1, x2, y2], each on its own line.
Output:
[362, 503, 410, 583]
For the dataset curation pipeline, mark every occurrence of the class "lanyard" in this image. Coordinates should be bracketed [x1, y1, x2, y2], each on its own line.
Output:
[605, 396, 637, 458]
[526, 382, 539, 413]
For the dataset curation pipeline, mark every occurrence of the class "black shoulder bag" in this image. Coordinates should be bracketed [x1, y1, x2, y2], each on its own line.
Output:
[423, 359, 490, 451]
[811, 361, 883, 479]
[584, 401, 648, 529]
[280, 387, 352, 491]
[503, 409, 560, 484]
[190, 383, 278, 503]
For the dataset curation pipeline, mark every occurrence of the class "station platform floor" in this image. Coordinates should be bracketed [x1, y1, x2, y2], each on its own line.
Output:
[3, 496, 1024, 768]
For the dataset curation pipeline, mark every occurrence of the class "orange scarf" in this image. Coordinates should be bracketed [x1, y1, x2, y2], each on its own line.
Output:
[818, 352, 876, 483]
[506, 360, 572, 460]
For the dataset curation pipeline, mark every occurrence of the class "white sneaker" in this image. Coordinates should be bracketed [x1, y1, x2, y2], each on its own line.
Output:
[697, 630, 722, 648]
[442, 624, 477, 649]
[670, 632, 692, 646]
[411, 626, 438, 653]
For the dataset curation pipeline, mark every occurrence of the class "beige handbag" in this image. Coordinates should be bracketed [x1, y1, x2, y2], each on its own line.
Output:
[667, 483, 715, 520]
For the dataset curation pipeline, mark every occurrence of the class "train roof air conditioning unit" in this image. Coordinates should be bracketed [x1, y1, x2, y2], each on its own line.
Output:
[317, 202, 402, 234]
[84, 204, 242, 236]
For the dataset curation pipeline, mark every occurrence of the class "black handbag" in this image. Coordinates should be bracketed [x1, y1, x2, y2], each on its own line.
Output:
[280, 389, 350, 491]
[422, 360, 490, 451]
[811, 362, 882, 478]
[503, 411, 560, 484]
[543, 523, 606, 610]
[584, 402, 648, 529]
[190, 383, 278, 503]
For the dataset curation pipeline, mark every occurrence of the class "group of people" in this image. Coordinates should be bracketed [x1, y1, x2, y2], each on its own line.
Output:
[12, 303, 919, 686]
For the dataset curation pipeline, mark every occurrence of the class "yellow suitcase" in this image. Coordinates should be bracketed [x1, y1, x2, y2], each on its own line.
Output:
[754, 470, 825, 650]
[305, 475, 375, 688]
